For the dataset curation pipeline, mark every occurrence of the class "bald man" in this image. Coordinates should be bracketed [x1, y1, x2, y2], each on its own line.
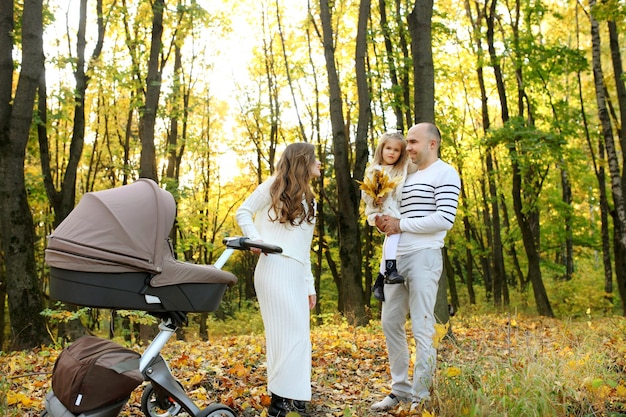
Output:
[371, 122, 461, 412]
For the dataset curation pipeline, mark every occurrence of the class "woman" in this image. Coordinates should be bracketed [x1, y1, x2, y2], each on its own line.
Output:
[236, 142, 321, 417]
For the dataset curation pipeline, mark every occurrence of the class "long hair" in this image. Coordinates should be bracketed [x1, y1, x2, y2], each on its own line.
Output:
[269, 142, 317, 225]
[370, 131, 409, 178]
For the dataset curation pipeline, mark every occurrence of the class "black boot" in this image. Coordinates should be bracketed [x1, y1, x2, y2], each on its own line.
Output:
[293, 400, 309, 416]
[384, 260, 404, 284]
[371, 272, 385, 301]
[268, 394, 295, 417]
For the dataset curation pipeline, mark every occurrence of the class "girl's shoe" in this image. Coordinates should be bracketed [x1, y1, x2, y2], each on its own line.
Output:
[371, 273, 385, 301]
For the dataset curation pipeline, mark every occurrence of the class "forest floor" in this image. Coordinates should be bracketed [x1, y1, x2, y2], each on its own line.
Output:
[2, 313, 626, 417]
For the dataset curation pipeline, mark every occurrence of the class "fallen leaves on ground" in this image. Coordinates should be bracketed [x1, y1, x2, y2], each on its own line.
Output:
[2, 314, 625, 416]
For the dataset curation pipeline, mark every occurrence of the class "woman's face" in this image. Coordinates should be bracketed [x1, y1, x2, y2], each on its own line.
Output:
[309, 158, 322, 178]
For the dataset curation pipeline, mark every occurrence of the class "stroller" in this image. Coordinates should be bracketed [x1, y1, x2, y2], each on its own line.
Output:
[41, 179, 281, 417]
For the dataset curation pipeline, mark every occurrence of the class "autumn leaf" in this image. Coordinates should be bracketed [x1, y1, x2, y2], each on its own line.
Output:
[432, 322, 450, 349]
[357, 169, 402, 201]
[3, 315, 626, 416]
[443, 366, 461, 378]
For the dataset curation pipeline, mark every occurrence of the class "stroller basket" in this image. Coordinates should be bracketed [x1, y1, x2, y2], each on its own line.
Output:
[45, 179, 237, 313]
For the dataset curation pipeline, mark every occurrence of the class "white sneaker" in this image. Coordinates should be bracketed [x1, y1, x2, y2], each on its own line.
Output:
[371, 393, 407, 411]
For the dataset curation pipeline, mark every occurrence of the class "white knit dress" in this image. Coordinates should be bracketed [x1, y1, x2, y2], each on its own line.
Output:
[235, 177, 316, 401]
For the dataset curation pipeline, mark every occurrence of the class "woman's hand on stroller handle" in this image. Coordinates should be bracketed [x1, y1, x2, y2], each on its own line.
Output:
[223, 236, 283, 254]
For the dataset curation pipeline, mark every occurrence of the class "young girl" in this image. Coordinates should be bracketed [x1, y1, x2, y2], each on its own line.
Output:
[362, 132, 416, 301]
[236, 143, 321, 417]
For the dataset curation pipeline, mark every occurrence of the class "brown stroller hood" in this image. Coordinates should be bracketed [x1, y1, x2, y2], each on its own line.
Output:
[45, 179, 235, 287]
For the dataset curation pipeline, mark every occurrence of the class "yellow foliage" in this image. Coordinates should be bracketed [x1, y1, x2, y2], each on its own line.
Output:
[357, 169, 402, 201]
[7, 391, 35, 407]
[188, 373, 204, 385]
[443, 366, 462, 377]
[432, 322, 450, 349]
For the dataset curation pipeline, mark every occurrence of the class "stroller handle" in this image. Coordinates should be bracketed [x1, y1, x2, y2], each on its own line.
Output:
[223, 236, 283, 254]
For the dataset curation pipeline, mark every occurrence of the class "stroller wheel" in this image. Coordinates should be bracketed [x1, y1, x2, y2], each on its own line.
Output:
[198, 404, 237, 417]
[141, 383, 184, 417]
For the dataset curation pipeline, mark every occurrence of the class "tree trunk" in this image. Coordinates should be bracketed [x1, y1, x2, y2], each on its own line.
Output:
[0, 253, 6, 348]
[355, 0, 371, 181]
[435, 248, 450, 324]
[379, 0, 404, 131]
[139, 0, 164, 181]
[486, 0, 552, 316]
[39, 0, 105, 342]
[485, 0, 509, 122]
[407, 0, 434, 123]
[578, 64, 612, 293]
[607, 15, 626, 314]
[462, 214, 475, 304]
[319, 0, 367, 325]
[409, 0, 455, 321]
[466, 0, 509, 304]
[614, 226, 626, 315]
[560, 167, 574, 280]
[314, 143, 327, 321]
[509, 137, 553, 317]
[0, 0, 48, 350]
[590, 0, 626, 278]
[444, 247, 459, 313]
[392, 0, 412, 128]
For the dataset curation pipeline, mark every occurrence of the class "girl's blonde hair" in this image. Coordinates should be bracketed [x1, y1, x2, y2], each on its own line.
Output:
[371, 131, 409, 178]
[269, 142, 317, 225]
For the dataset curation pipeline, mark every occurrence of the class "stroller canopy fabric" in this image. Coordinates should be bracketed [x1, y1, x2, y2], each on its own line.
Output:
[46, 179, 236, 287]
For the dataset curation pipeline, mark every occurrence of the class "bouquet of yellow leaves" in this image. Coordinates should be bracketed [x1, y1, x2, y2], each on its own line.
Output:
[357, 168, 402, 203]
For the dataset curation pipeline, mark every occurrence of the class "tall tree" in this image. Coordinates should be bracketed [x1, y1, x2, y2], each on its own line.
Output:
[408, 0, 454, 323]
[378, 0, 404, 131]
[407, 0, 434, 123]
[589, 0, 626, 314]
[605, 4, 626, 315]
[319, 0, 367, 325]
[0, 0, 48, 349]
[39, 0, 105, 227]
[139, 0, 165, 180]
[37, 0, 107, 342]
[465, 0, 508, 306]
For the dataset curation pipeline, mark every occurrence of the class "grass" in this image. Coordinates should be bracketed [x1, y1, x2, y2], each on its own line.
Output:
[2, 311, 625, 416]
[0, 292, 626, 417]
[431, 314, 626, 417]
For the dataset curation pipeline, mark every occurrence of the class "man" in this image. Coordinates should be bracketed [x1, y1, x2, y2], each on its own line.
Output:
[371, 122, 461, 412]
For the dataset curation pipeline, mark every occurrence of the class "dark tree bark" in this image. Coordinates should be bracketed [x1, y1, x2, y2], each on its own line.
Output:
[393, 0, 413, 128]
[139, 0, 164, 181]
[319, 0, 367, 325]
[407, 0, 434, 123]
[354, 0, 371, 312]
[486, 0, 552, 316]
[39, 0, 105, 228]
[378, 0, 404, 130]
[0, 253, 5, 348]
[38, 0, 106, 342]
[354, 0, 372, 182]
[409, 0, 454, 323]
[603, 7, 626, 314]
[0, 0, 48, 350]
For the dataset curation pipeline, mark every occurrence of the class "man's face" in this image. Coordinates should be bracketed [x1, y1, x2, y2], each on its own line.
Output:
[406, 126, 432, 165]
